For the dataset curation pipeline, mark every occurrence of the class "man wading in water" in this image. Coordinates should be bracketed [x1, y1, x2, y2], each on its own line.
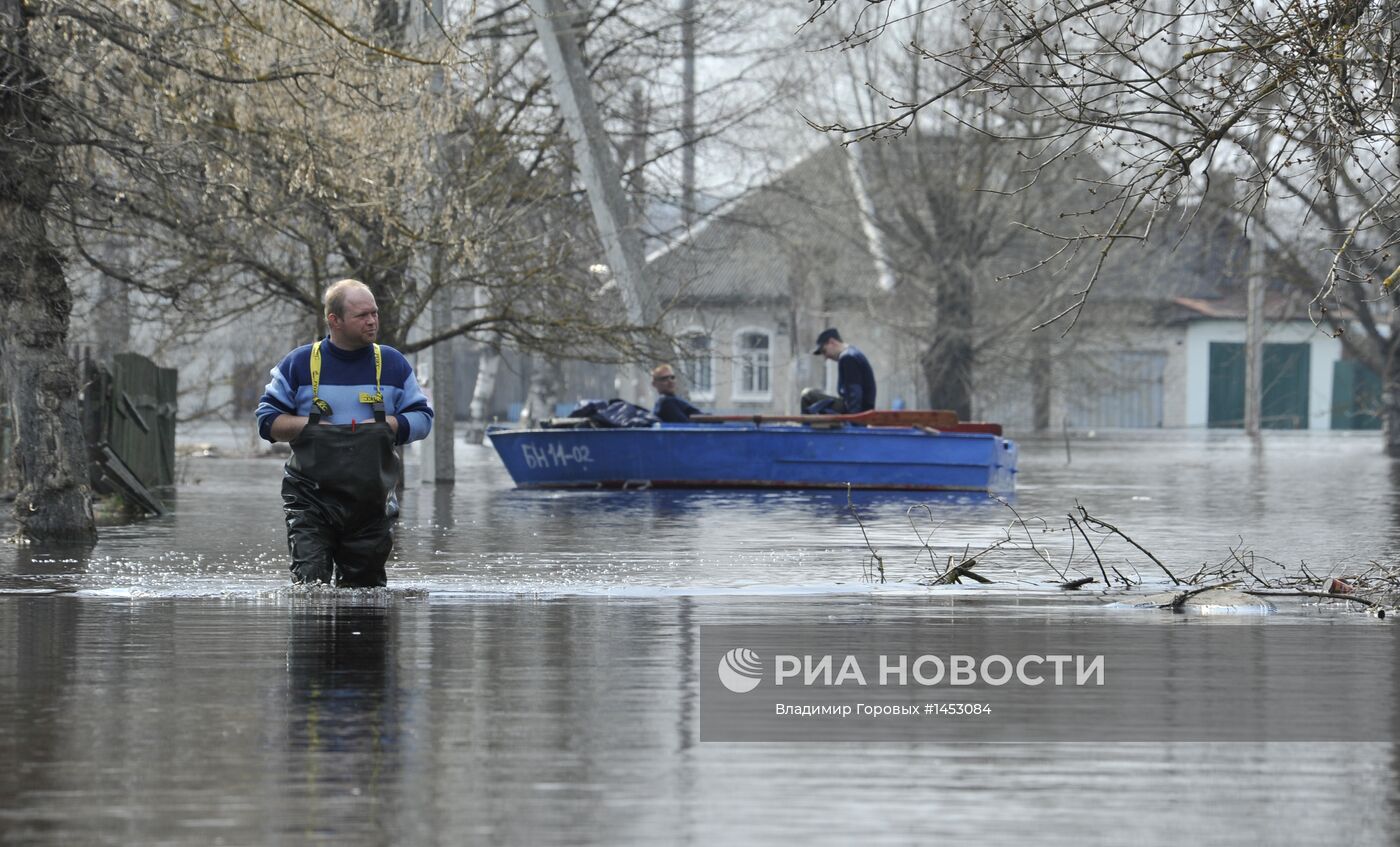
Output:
[256, 280, 434, 587]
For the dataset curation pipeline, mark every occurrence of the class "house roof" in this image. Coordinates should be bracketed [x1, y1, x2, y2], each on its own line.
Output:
[1091, 210, 1251, 303]
[648, 144, 887, 308]
[1171, 292, 1333, 322]
[648, 136, 1254, 313]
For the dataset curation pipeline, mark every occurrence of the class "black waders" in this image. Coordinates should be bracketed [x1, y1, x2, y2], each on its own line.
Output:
[282, 412, 400, 587]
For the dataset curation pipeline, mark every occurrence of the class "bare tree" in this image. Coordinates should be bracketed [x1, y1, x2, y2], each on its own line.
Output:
[55, 2, 673, 352]
[789, 9, 1123, 421]
[805, 0, 1400, 450]
[859, 138, 1106, 421]
[4, 1, 653, 540]
[57, 0, 792, 356]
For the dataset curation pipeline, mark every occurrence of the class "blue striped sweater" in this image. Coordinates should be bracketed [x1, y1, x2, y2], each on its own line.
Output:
[255, 338, 433, 445]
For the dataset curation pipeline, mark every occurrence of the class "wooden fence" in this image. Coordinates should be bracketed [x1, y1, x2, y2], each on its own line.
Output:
[1, 350, 176, 510]
[82, 351, 178, 513]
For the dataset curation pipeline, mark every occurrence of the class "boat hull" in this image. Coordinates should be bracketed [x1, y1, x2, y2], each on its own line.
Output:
[487, 423, 1017, 493]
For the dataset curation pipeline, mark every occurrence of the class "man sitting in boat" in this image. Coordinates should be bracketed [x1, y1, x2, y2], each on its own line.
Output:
[801, 327, 877, 415]
[651, 363, 704, 422]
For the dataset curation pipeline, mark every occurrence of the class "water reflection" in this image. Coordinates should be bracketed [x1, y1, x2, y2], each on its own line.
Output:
[285, 601, 397, 752]
[484, 486, 1002, 521]
[281, 600, 401, 841]
[1389, 461, 1400, 550]
[0, 545, 93, 593]
[429, 482, 455, 532]
[2, 596, 1397, 845]
[0, 597, 81, 838]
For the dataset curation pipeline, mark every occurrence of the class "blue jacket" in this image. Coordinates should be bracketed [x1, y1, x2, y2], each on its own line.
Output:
[838, 346, 877, 413]
[256, 338, 433, 445]
[653, 394, 703, 423]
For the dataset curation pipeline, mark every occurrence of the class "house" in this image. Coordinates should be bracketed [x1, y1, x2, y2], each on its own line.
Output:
[1172, 295, 1368, 430]
[647, 139, 1367, 431]
[648, 143, 923, 416]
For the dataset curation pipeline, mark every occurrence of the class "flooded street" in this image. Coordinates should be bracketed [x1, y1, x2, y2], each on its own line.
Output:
[2, 430, 1399, 844]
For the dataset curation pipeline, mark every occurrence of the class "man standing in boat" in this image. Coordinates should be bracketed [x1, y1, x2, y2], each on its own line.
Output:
[802, 328, 877, 415]
[651, 363, 705, 422]
[255, 279, 434, 587]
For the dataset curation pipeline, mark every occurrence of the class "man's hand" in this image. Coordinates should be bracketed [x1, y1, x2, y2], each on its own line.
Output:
[269, 414, 320, 442]
[270, 414, 396, 442]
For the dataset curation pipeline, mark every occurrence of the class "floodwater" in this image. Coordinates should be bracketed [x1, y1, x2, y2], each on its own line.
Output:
[2, 430, 1398, 844]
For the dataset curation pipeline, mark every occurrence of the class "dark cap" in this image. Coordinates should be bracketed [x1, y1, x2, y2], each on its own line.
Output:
[812, 328, 841, 354]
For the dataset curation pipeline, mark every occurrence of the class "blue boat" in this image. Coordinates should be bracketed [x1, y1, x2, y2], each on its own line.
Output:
[486, 416, 1017, 493]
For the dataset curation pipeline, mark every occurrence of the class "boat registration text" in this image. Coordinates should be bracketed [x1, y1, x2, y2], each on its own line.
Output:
[522, 442, 596, 469]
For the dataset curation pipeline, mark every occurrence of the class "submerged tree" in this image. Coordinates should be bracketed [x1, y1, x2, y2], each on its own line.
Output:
[794, 8, 1123, 421]
[1, 0, 95, 542]
[806, 0, 1400, 451]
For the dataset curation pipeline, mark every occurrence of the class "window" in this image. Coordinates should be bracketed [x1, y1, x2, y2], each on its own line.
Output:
[678, 330, 714, 401]
[734, 329, 772, 401]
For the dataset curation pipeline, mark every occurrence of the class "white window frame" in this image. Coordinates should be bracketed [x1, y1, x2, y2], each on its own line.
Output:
[732, 327, 773, 402]
[677, 328, 715, 402]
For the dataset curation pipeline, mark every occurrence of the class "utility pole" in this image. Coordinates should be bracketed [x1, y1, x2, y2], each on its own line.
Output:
[1243, 214, 1266, 436]
[422, 0, 455, 483]
[425, 251, 456, 483]
[532, 0, 652, 402]
[680, 0, 697, 227]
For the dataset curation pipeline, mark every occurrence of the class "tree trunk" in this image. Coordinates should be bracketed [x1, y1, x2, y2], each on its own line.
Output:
[1387, 0, 1400, 456]
[0, 0, 96, 543]
[921, 271, 974, 420]
[1384, 352, 1400, 457]
[1030, 330, 1051, 431]
[465, 344, 500, 444]
[464, 282, 500, 445]
[523, 354, 560, 424]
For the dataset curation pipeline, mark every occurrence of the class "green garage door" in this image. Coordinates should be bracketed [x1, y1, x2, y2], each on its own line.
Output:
[1331, 359, 1382, 429]
[1208, 342, 1310, 429]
